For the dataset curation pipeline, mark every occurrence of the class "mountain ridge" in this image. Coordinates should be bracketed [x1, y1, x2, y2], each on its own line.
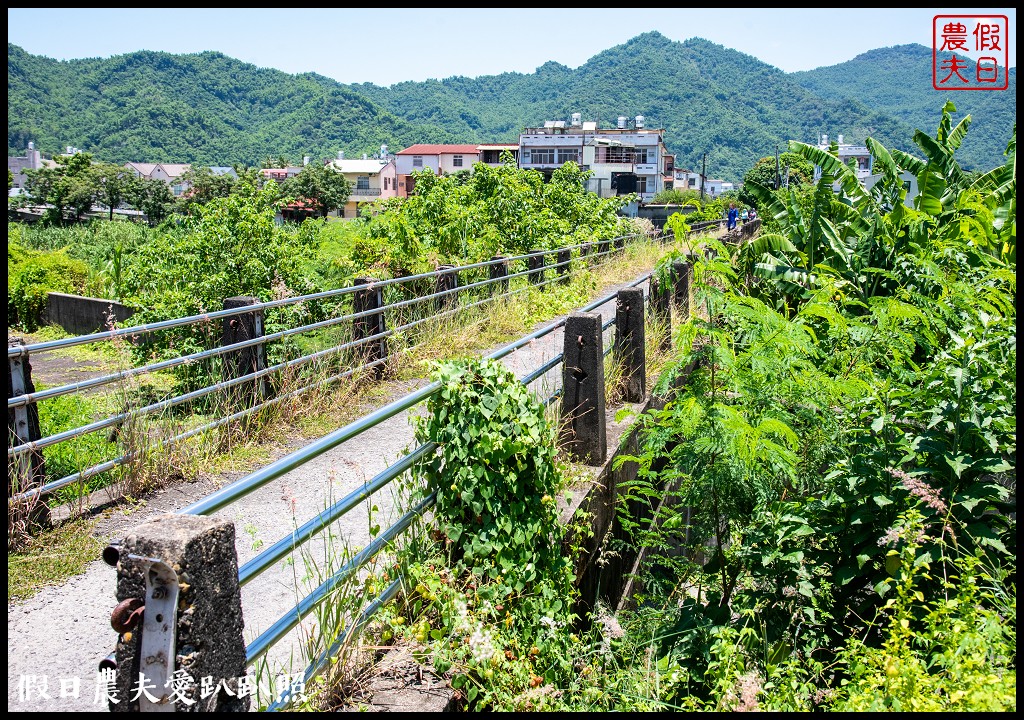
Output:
[8, 32, 1016, 184]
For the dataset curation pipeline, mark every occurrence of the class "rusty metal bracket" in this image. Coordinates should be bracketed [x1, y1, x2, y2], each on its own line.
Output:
[110, 597, 145, 633]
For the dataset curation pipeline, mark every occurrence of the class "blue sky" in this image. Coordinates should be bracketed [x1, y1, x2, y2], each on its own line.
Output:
[7, 8, 1017, 86]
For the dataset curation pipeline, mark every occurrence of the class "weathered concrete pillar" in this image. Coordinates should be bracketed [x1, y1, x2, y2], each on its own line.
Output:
[222, 297, 267, 406]
[557, 248, 572, 284]
[613, 236, 625, 251]
[110, 514, 248, 712]
[435, 265, 458, 311]
[671, 259, 692, 321]
[597, 239, 611, 258]
[560, 312, 607, 465]
[353, 278, 387, 379]
[489, 256, 509, 296]
[648, 274, 672, 352]
[7, 338, 49, 529]
[527, 250, 546, 286]
[580, 242, 594, 264]
[614, 289, 646, 403]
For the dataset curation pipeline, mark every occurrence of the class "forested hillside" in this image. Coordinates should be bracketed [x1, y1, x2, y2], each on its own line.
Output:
[8, 32, 1016, 183]
[792, 44, 1016, 173]
[6, 44, 459, 168]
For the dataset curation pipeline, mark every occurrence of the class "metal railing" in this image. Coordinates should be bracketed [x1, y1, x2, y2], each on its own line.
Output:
[7, 231, 662, 505]
[177, 261, 664, 708]
[161, 219, 728, 708]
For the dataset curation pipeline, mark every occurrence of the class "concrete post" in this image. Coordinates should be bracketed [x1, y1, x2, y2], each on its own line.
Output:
[671, 259, 692, 321]
[222, 297, 267, 406]
[613, 236, 625, 252]
[580, 242, 594, 264]
[353, 278, 387, 380]
[435, 265, 458, 311]
[648, 275, 672, 352]
[111, 514, 248, 711]
[7, 338, 49, 528]
[489, 256, 509, 296]
[597, 239, 610, 258]
[557, 248, 572, 284]
[614, 289, 646, 403]
[560, 312, 607, 466]
[527, 250, 545, 286]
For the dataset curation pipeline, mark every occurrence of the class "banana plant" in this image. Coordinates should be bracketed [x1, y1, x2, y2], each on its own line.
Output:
[740, 140, 872, 305]
[892, 102, 1015, 265]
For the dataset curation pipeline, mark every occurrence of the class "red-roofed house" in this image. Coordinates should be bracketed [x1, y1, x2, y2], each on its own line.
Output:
[394, 144, 482, 197]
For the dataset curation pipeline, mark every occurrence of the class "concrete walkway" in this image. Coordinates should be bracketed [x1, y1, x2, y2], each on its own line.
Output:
[7, 260, 656, 712]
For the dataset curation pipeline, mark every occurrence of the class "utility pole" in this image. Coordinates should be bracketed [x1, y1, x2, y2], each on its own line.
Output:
[700, 152, 707, 203]
[775, 147, 781, 190]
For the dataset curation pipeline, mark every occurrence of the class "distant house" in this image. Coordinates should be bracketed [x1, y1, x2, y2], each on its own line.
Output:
[672, 167, 706, 193]
[124, 162, 192, 197]
[326, 148, 398, 218]
[258, 166, 303, 186]
[209, 166, 239, 181]
[863, 170, 920, 208]
[704, 179, 727, 197]
[813, 133, 873, 182]
[395, 144, 482, 197]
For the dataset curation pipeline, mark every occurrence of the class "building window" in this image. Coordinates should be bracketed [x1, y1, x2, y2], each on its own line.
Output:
[413, 156, 423, 168]
[557, 149, 580, 164]
[529, 148, 555, 165]
[596, 146, 636, 164]
[688, 178, 696, 187]
[453, 155, 463, 167]
[356, 176, 370, 190]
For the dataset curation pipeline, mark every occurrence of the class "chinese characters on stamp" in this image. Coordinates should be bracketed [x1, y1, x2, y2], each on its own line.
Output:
[934, 15, 1010, 90]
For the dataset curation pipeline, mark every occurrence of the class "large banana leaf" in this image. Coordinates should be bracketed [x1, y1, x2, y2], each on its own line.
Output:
[889, 148, 927, 176]
[913, 131, 968, 193]
[788, 141, 868, 205]
[743, 179, 789, 221]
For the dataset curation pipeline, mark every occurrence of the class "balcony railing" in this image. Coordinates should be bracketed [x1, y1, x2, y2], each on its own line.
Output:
[349, 189, 382, 198]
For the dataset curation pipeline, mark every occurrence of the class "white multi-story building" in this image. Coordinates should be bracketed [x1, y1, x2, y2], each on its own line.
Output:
[518, 113, 673, 204]
[813, 133, 873, 182]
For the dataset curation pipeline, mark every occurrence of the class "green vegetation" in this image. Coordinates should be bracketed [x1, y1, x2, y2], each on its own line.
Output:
[7, 238, 99, 330]
[791, 43, 1017, 180]
[7, 517, 103, 602]
[319, 104, 1015, 711]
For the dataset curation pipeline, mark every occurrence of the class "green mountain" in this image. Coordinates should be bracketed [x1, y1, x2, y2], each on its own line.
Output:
[8, 33, 1016, 184]
[791, 44, 1016, 172]
[7, 44, 461, 169]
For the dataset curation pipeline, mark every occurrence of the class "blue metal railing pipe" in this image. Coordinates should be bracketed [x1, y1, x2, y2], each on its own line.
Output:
[244, 493, 436, 666]
[236, 442, 437, 587]
[181, 383, 441, 517]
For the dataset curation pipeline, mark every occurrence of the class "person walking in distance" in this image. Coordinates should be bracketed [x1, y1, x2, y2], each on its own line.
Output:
[727, 202, 739, 231]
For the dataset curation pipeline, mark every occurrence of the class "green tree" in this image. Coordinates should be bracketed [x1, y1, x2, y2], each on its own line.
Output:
[124, 176, 175, 226]
[739, 153, 813, 209]
[23, 152, 98, 225]
[176, 165, 236, 216]
[93, 162, 136, 221]
[284, 163, 352, 218]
